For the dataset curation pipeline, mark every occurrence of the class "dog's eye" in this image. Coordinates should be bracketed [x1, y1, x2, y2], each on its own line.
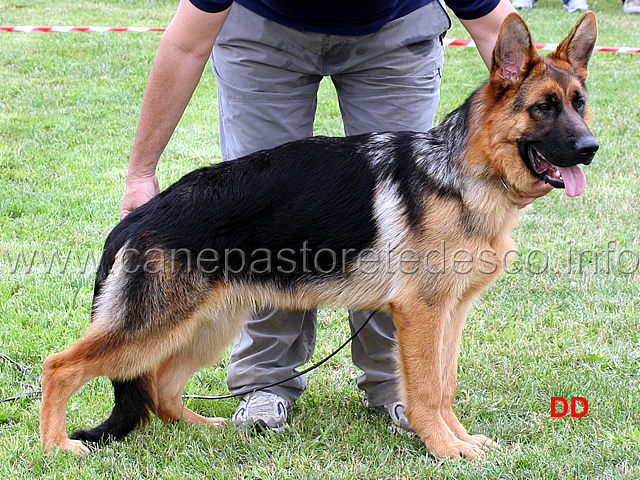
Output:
[575, 98, 585, 109]
[537, 103, 551, 111]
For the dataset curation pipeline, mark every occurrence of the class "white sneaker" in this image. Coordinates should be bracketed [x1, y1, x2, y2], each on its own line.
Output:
[232, 391, 291, 432]
[512, 0, 536, 8]
[624, 0, 640, 13]
[564, 0, 589, 12]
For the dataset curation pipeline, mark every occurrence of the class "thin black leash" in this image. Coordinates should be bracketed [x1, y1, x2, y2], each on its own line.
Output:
[0, 353, 42, 403]
[0, 311, 376, 403]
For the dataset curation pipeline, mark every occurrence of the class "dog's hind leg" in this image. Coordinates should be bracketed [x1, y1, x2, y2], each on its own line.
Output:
[154, 355, 226, 426]
[390, 296, 484, 460]
[39, 248, 229, 454]
[39, 316, 204, 454]
[39, 332, 136, 455]
[70, 375, 156, 445]
[153, 310, 247, 426]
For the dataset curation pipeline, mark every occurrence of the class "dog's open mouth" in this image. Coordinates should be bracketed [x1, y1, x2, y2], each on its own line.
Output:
[528, 146, 586, 197]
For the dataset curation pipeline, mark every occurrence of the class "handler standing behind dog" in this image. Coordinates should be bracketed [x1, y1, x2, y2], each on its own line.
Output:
[120, 0, 551, 432]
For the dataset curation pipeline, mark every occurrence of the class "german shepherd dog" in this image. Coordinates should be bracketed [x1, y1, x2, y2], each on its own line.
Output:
[40, 13, 598, 460]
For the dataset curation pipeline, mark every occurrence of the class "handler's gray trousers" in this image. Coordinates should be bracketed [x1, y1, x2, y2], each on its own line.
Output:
[212, 1, 450, 407]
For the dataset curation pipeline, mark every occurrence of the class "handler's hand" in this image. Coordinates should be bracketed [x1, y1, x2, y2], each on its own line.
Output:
[513, 181, 554, 209]
[120, 173, 160, 220]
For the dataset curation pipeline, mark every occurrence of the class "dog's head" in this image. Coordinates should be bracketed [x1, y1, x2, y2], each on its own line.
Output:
[483, 12, 598, 197]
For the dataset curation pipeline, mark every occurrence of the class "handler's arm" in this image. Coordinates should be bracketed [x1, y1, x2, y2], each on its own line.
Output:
[458, 0, 516, 68]
[122, 0, 230, 219]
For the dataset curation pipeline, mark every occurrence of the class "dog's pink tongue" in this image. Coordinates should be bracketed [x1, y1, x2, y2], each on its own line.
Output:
[558, 165, 586, 197]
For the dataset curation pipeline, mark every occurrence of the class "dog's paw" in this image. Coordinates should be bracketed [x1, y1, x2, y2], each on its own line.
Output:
[203, 416, 228, 427]
[181, 408, 229, 427]
[454, 431, 499, 449]
[467, 433, 499, 449]
[430, 439, 485, 460]
[45, 438, 91, 456]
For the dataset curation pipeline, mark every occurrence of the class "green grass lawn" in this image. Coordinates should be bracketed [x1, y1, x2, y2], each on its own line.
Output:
[1, 1, 639, 478]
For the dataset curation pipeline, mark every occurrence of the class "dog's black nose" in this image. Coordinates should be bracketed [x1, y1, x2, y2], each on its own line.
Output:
[575, 134, 599, 165]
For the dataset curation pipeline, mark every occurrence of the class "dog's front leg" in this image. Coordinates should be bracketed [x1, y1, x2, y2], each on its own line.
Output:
[439, 294, 497, 450]
[390, 298, 484, 460]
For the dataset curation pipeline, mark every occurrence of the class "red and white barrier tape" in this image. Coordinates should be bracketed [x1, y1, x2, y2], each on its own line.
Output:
[1, 26, 639, 53]
[444, 38, 640, 54]
[0, 26, 165, 33]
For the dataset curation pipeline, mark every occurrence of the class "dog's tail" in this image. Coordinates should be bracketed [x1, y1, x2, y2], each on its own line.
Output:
[70, 376, 154, 444]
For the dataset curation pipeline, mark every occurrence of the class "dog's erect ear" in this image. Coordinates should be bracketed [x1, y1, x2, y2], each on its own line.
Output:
[550, 11, 597, 82]
[491, 13, 541, 90]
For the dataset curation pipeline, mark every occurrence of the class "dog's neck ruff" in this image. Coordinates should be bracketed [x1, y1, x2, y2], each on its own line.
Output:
[500, 177, 525, 199]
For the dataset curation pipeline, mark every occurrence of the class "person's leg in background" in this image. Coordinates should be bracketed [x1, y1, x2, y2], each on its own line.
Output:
[212, 3, 325, 430]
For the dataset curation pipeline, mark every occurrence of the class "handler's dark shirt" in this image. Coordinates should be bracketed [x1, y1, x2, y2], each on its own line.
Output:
[189, 0, 500, 35]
